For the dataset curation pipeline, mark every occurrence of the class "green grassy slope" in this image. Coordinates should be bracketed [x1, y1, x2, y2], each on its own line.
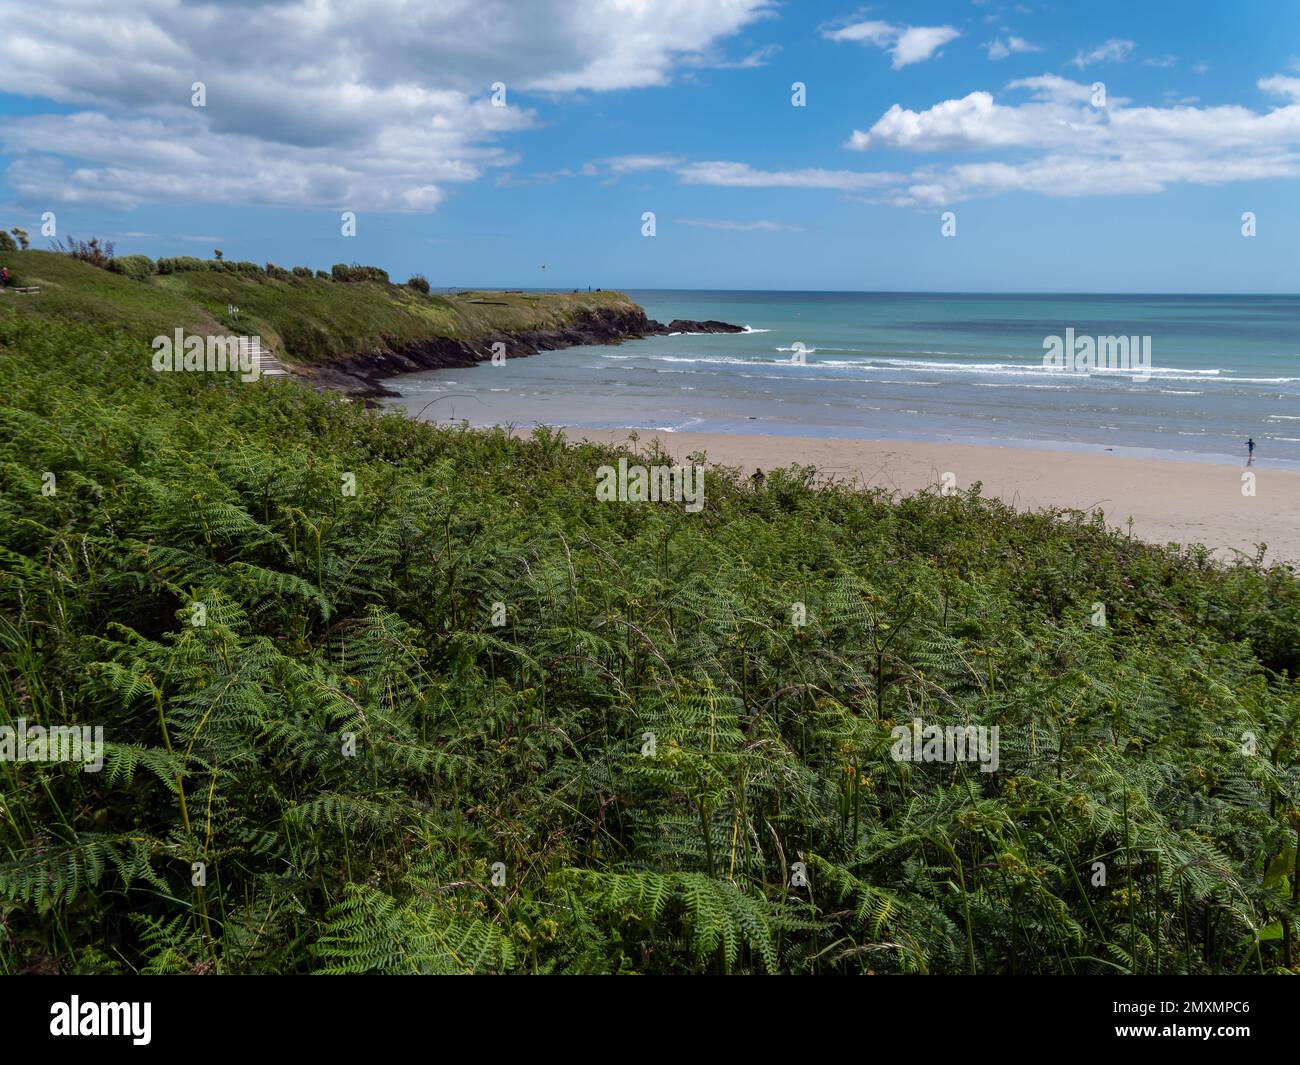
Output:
[1, 302, 1298, 975]
[0, 250, 641, 363]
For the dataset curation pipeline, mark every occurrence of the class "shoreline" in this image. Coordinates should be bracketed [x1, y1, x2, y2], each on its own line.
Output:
[564, 428, 1300, 564]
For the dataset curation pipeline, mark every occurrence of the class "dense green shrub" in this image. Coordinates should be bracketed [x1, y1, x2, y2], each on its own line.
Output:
[331, 262, 389, 284]
[292, 265, 312, 278]
[406, 274, 431, 294]
[0, 230, 17, 253]
[107, 254, 156, 281]
[156, 256, 207, 274]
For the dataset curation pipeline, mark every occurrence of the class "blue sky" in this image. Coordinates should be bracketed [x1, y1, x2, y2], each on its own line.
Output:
[1, 0, 1298, 291]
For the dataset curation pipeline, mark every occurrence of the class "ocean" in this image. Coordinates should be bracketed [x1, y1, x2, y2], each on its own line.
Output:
[384, 291, 1300, 467]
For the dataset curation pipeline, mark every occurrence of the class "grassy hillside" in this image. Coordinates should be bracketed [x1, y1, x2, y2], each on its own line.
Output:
[1, 276, 1299, 975]
[0, 249, 640, 363]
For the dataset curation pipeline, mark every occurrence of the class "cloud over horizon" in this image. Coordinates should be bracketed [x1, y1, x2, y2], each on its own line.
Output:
[1, 2, 1296, 227]
[0, 0, 773, 210]
[838, 73, 1300, 206]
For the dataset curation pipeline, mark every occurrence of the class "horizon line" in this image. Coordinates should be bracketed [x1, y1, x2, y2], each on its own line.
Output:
[455, 286, 1300, 298]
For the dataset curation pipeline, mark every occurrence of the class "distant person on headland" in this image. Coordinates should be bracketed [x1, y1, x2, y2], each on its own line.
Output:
[1246, 437, 1255, 465]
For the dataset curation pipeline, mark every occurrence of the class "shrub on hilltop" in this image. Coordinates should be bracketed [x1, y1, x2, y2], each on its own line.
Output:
[107, 254, 157, 282]
[331, 262, 390, 284]
[157, 256, 208, 274]
[53, 235, 114, 269]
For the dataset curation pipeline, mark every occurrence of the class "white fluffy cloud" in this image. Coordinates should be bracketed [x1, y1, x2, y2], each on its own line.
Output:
[0, 0, 772, 210]
[986, 36, 1040, 61]
[574, 68, 1300, 209]
[1260, 75, 1300, 100]
[822, 19, 960, 69]
[845, 74, 1300, 206]
[1070, 38, 1135, 69]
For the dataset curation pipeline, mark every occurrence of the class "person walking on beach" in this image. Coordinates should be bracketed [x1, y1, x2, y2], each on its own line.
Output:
[1245, 437, 1255, 465]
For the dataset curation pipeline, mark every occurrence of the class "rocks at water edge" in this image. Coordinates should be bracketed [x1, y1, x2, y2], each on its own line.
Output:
[658, 319, 746, 335]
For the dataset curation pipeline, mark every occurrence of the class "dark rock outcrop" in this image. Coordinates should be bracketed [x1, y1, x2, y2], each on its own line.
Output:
[304, 304, 745, 400]
[661, 319, 745, 335]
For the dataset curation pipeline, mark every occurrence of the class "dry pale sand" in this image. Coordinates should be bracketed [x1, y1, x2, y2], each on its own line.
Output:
[568, 430, 1300, 565]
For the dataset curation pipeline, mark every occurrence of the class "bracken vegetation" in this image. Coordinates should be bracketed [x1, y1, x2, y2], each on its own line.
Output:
[1, 294, 1299, 975]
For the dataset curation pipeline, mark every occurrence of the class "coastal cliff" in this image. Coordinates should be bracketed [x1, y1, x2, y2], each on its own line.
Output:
[308, 307, 745, 399]
[1, 250, 742, 401]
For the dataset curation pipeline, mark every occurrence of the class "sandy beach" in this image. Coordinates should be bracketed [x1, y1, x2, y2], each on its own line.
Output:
[570, 430, 1300, 564]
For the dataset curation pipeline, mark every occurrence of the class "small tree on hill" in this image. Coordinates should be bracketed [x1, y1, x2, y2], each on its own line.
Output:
[54, 236, 114, 269]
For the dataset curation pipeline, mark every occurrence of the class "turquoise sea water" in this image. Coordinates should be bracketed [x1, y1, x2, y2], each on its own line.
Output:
[386, 291, 1300, 467]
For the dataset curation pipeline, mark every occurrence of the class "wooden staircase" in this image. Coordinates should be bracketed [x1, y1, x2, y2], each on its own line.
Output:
[247, 338, 290, 380]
